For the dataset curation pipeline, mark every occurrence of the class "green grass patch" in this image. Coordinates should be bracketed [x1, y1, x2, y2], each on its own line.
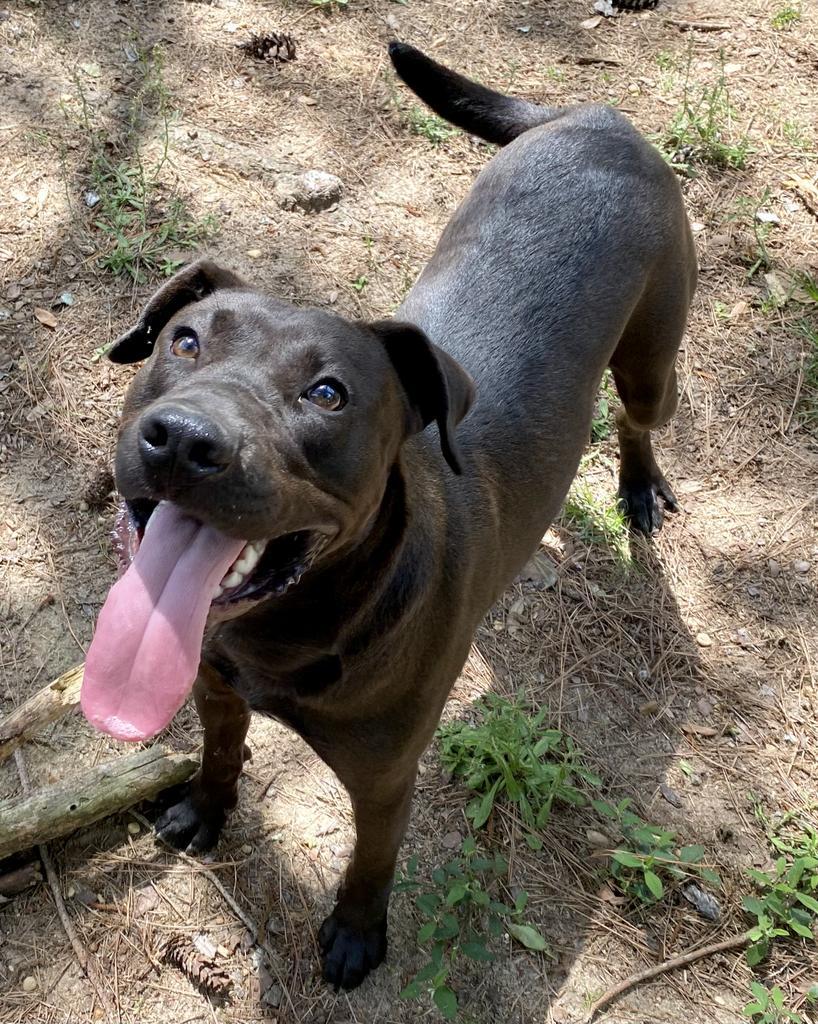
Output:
[438, 694, 599, 845]
[407, 106, 459, 146]
[562, 479, 631, 564]
[657, 51, 750, 174]
[69, 48, 216, 282]
[771, 5, 801, 29]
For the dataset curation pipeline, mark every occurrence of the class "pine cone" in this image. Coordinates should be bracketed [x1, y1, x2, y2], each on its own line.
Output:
[155, 934, 232, 996]
[238, 32, 297, 64]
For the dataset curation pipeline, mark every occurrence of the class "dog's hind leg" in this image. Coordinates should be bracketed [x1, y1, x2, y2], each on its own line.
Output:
[609, 271, 692, 535]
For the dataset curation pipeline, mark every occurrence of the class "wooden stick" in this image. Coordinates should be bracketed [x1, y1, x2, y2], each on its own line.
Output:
[0, 663, 84, 763]
[585, 932, 750, 1021]
[0, 745, 198, 860]
[14, 749, 118, 1020]
[0, 859, 42, 898]
[664, 18, 732, 31]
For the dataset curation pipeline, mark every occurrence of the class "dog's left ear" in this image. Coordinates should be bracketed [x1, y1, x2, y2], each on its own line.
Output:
[108, 259, 246, 364]
[371, 320, 475, 474]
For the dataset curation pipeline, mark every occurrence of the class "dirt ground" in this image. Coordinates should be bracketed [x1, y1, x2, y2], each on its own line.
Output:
[1, 0, 817, 1022]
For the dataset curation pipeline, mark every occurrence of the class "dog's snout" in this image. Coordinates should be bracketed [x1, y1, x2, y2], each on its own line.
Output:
[138, 406, 237, 486]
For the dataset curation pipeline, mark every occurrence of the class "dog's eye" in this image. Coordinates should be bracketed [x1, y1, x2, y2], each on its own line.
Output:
[303, 379, 347, 411]
[170, 330, 199, 359]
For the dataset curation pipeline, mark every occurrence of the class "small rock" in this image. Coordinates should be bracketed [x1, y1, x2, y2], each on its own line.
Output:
[385, 13, 400, 30]
[275, 170, 344, 213]
[768, 558, 781, 578]
[639, 700, 659, 715]
[783, 733, 798, 745]
[246, 249, 262, 259]
[298, 95, 318, 106]
[84, 190, 100, 208]
[520, 551, 558, 588]
[793, 560, 810, 574]
[127, 821, 140, 835]
[22, 976, 37, 993]
[660, 783, 684, 808]
[581, 15, 602, 28]
[241, 843, 253, 855]
[682, 882, 721, 921]
[695, 632, 713, 647]
[441, 830, 462, 849]
[755, 210, 780, 225]
[262, 982, 282, 1008]
[746, 585, 760, 597]
[586, 829, 609, 848]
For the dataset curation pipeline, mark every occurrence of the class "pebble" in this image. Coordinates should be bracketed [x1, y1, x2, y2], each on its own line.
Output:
[586, 829, 609, 848]
[22, 976, 37, 993]
[793, 560, 810, 574]
[127, 821, 140, 835]
[241, 843, 253, 855]
[768, 558, 781, 577]
[695, 632, 713, 647]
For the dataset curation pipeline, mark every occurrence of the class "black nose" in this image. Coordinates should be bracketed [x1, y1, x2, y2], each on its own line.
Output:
[138, 406, 237, 487]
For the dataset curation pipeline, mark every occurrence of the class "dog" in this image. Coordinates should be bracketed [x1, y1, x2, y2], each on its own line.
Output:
[80, 42, 696, 991]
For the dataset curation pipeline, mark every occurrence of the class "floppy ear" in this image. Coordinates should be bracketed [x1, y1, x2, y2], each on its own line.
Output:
[370, 320, 475, 474]
[107, 259, 246, 364]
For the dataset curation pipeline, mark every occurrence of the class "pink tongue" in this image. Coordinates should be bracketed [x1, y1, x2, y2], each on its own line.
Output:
[81, 502, 246, 742]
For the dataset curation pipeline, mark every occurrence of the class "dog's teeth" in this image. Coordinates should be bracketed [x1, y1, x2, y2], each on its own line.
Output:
[214, 584, 225, 598]
[222, 570, 243, 589]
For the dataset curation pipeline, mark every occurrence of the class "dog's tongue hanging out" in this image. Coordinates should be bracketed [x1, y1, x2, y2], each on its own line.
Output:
[81, 502, 245, 742]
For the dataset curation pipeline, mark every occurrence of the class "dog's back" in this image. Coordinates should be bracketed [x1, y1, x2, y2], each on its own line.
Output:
[392, 43, 696, 572]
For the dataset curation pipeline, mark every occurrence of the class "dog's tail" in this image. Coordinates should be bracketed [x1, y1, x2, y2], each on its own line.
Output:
[388, 42, 562, 147]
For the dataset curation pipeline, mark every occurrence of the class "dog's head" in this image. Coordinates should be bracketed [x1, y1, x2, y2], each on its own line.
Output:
[109, 259, 474, 609]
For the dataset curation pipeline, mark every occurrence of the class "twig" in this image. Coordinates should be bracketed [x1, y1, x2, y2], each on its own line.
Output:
[664, 19, 732, 32]
[584, 931, 750, 1021]
[14, 749, 118, 1021]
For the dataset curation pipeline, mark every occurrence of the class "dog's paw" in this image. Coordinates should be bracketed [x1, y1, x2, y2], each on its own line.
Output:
[618, 476, 678, 535]
[154, 787, 226, 854]
[318, 911, 387, 991]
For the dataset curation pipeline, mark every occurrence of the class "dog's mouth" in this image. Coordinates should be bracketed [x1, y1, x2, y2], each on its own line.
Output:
[114, 498, 325, 606]
[83, 498, 330, 745]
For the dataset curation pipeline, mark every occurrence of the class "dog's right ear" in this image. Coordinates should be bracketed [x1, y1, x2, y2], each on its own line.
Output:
[107, 260, 246, 364]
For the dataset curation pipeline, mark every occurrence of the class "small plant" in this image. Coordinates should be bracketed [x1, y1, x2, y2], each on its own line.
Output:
[68, 49, 216, 282]
[782, 119, 811, 150]
[771, 5, 801, 29]
[730, 190, 777, 279]
[395, 837, 547, 1019]
[594, 798, 721, 904]
[351, 274, 368, 292]
[657, 51, 749, 174]
[743, 983, 803, 1023]
[743, 809, 818, 966]
[591, 370, 617, 443]
[438, 694, 599, 845]
[311, 0, 349, 7]
[562, 480, 631, 564]
[408, 106, 458, 146]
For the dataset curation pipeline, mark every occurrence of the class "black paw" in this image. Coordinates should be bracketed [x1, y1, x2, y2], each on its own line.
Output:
[154, 786, 227, 854]
[618, 476, 678, 536]
[318, 911, 387, 991]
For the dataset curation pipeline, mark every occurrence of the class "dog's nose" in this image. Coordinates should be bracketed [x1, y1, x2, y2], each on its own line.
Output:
[138, 407, 237, 486]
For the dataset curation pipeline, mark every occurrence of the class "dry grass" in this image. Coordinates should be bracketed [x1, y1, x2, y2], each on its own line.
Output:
[1, 1, 817, 1022]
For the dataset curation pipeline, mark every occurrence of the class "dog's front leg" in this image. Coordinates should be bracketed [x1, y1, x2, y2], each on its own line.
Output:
[156, 664, 251, 853]
[319, 766, 417, 990]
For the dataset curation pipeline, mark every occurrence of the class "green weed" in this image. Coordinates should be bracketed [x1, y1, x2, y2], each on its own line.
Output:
[69, 48, 216, 282]
[438, 694, 599, 846]
[408, 106, 459, 145]
[594, 797, 721, 904]
[351, 274, 368, 292]
[782, 119, 811, 150]
[771, 5, 801, 29]
[730, 190, 776, 279]
[562, 480, 631, 564]
[591, 370, 617, 442]
[657, 51, 749, 174]
[743, 983, 803, 1023]
[743, 807, 818, 967]
[395, 837, 547, 1019]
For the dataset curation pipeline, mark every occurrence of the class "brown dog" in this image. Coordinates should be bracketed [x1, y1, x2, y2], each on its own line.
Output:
[81, 44, 696, 990]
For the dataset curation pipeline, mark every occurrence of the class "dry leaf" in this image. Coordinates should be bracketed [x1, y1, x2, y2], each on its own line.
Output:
[581, 16, 602, 28]
[34, 307, 58, 329]
[681, 722, 718, 737]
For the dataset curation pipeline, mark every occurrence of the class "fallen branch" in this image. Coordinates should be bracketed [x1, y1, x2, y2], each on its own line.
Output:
[0, 745, 197, 860]
[0, 859, 42, 898]
[584, 932, 750, 1021]
[0, 663, 84, 762]
[664, 18, 732, 31]
[14, 749, 117, 1020]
